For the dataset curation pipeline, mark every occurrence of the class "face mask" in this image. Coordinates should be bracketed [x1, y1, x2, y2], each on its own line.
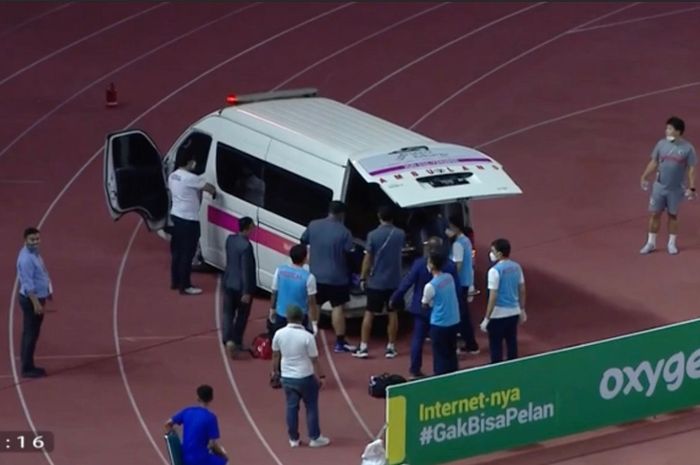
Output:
[666, 136, 676, 142]
[489, 251, 498, 262]
[27, 244, 39, 252]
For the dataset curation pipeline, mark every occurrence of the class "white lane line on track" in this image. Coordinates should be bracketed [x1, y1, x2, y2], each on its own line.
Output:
[0, 3, 168, 87]
[409, 3, 640, 129]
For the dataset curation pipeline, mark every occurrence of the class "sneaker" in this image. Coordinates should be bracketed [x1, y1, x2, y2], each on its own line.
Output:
[385, 347, 398, 359]
[289, 439, 300, 448]
[352, 347, 369, 358]
[409, 371, 426, 380]
[639, 243, 656, 255]
[668, 243, 679, 255]
[309, 436, 330, 448]
[334, 342, 356, 353]
[22, 368, 46, 378]
[180, 286, 203, 295]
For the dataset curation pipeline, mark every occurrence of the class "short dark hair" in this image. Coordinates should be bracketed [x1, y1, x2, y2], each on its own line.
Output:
[285, 305, 304, 323]
[239, 217, 254, 232]
[329, 201, 346, 216]
[491, 238, 511, 257]
[24, 227, 39, 239]
[197, 384, 213, 403]
[447, 216, 463, 231]
[378, 205, 394, 222]
[289, 244, 307, 264]
[667, 116, 685, 134]
[428, 251, 445, 270]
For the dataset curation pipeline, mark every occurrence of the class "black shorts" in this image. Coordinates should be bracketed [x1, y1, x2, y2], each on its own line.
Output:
[366, 288, 396, 313]
[316, 283, 350, 308]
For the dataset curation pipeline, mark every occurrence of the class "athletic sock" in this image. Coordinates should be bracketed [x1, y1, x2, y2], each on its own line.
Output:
[647, 233, 657, 245]
[336, 336, 346, 345]
[669, 234, 677, 246]
[386, 343, 395, 350]
[359, 342, 368, 351]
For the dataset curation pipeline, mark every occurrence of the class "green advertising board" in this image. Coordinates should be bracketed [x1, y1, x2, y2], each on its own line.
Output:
[386, 318, 700, 465]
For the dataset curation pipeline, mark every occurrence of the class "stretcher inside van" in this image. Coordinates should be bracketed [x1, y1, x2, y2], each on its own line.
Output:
[103, 88, 522, 316]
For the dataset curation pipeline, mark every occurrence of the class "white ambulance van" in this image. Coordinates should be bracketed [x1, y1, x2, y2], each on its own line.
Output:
[103, 88, 522, 314]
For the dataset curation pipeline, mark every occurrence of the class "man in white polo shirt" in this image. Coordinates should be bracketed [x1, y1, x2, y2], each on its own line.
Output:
[271, 306, 330, 449]
[169, 154, 216, 295]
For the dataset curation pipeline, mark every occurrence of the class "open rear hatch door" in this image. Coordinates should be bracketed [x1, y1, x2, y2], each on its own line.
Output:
[103, 129, 169, 231]
[350, 144, 522, 208]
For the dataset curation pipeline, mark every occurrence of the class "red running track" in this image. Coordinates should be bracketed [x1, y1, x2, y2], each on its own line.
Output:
[1, 3, 699, 465]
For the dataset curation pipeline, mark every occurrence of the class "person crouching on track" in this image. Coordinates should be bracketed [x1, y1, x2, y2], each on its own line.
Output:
[269, 244, 320, 336]
[164, 384, 229, 465]
[272, 305, 330, 448]
[421, 251, 460, 376]
[390, 237, 461, 379]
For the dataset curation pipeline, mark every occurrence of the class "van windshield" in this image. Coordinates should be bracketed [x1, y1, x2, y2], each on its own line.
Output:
[344, 165, 471, 259]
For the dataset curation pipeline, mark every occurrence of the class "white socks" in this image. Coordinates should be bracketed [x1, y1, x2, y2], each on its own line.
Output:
[669, 234, 677, 247]
[359, 342, 368, 351]
[647, 233, 657, 246]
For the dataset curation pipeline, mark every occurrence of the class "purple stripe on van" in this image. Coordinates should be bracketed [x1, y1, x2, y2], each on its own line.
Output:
[368, 157, 492, 176]
[207, 206, 294, 255]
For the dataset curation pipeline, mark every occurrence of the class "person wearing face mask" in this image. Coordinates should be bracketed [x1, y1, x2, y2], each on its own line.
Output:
[16, 227, 52, 378]
[480, 239, 526, 364]
[168, 155, 217, 295]
[640, 116, 697, 255]
[445, 218, 480, 356]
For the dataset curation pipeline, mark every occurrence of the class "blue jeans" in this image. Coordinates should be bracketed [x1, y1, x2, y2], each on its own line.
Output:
[281, 375, 321, 441]
[409, 313, 430, 376]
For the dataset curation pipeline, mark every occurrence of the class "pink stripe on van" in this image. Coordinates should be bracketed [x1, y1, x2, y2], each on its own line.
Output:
[207, 205, 294, 255]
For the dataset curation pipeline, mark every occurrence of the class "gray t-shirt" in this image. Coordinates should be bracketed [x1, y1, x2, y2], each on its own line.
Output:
[651, 138, 697, 190]
[300, 216, 354, 286]
[366, 224, 406, 290]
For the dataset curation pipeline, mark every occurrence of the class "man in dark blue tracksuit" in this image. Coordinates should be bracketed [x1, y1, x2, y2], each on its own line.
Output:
[390, 237, 461, 379]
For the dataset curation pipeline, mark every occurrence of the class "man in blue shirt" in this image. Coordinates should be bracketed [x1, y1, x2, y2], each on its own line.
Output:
[390, 237, 461, 378]
[16, 227, 52, 378]
[300, 201, 356, 353]
[421, 252, 460, 375]
[165, 385, 228, 465]
[480, 238, 527, 364]
[445, 218, 479, 355]
[269, 244, 319, 336]
[354, 206, 406, 359]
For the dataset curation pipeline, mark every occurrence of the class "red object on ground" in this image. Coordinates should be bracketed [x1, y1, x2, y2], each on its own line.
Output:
[105, 82, 118, 107]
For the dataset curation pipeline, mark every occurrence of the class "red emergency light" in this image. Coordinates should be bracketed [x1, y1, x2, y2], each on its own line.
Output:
[226, 94, 238, 105]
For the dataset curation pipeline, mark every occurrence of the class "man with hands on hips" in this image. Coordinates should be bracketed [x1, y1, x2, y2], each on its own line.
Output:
[480, 238, 526, 364]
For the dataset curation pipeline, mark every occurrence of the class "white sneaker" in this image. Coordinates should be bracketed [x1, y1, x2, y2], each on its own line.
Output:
[639, 243, 656, 255]
[289, 439, 300, 448]
[309, 436, 330, 448]
[668, 243, 679, 255]
[181, 287, 203, 295]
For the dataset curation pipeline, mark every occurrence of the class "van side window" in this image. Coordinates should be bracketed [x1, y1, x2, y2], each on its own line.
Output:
[216, 143, 265, 207]
[175, 132, 212, 175]
[264, 164, 332, 226]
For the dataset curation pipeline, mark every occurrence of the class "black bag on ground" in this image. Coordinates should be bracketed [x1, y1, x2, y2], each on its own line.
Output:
[369, 373, 407, 398]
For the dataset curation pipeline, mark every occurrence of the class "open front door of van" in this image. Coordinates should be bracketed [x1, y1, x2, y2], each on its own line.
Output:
[350, 144, 522, 208]
[103, 129, 169, 231]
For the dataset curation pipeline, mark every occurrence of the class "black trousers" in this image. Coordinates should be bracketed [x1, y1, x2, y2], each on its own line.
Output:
[430, 324, 459, 375]
[221, 288, 251, 347]
[170, 215, 200, 292]
[458, 287, 479, 351]
[487, 315, 519, 363]
[18, 295, 45, 373]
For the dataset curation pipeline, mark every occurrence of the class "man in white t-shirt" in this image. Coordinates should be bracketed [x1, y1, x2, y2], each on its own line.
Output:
[271, 306, 330, 449]
[168, 156, 216, 295]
